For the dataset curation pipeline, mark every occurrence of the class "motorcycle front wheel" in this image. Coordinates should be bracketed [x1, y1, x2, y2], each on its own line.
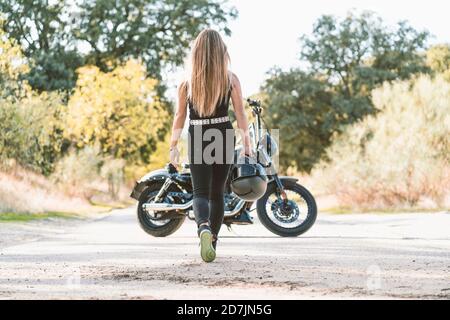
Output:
[137, 182, 186, 237]
[256, 180, 317, 237]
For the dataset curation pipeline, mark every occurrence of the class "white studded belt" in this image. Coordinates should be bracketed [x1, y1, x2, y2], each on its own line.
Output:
[189, 116, 230, 125]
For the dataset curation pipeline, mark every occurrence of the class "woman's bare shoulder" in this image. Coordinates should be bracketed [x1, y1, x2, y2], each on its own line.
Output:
[178, 80, 188, 94]
[178, 79, 188, 88]
[229, 71, 241, 89]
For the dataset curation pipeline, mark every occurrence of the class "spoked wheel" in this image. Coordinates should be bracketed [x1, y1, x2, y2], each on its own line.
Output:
[137, 182, 185, 237]
[256, 180, 317, 237]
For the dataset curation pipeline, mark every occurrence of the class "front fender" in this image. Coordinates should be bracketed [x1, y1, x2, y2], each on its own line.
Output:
[267, 176, 298, 184]
[129, 169, 170, 200]
[259, 176, 299, 202]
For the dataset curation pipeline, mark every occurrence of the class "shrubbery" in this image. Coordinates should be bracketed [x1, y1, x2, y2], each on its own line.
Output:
[1, 27, 66, 176]
[50, 145, 126, 201]
[313, 74, 450, 209]
[1, 27, 172, 210]
[0, 92, 66, 175]
[0, 58, 171, 207]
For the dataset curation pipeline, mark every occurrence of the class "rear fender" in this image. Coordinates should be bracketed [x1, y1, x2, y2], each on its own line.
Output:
[130, 169, 170, 200]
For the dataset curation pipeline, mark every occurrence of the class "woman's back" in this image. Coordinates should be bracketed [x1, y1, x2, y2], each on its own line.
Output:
[188, 89, 231, 120]
[187, 77, 233, 120]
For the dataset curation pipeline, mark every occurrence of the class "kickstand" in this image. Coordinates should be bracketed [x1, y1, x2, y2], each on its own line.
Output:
[226, 225, 242, 237]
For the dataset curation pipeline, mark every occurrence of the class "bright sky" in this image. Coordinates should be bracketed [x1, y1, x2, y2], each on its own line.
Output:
[166, 0, 450, 100]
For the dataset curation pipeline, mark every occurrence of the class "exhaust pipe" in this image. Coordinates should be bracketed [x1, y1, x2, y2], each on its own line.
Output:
[142, 199, 246, 217]
[142, 201, 192, 211]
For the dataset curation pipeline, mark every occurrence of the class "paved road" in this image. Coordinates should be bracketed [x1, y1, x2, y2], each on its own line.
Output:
[0, 208, 449, 299]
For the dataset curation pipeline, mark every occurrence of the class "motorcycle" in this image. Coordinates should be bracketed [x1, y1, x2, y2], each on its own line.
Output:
[130, 99, 317, 237]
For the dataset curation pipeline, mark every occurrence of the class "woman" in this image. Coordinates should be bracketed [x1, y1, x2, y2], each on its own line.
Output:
[168, 29, 253, 263]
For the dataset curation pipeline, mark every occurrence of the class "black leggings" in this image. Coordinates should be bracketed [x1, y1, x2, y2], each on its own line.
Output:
[188, 121, 235, 237]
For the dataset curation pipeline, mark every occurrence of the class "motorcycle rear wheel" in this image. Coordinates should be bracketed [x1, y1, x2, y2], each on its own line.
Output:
[137, 182, 185, 237]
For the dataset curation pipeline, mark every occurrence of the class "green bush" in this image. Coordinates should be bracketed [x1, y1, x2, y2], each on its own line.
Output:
[50, 146, 126, 200]
[0, 92, 66, 175]
[50, 146, 104, 198]
[100, 157, 125, 200]
[314, 74, 450, 209]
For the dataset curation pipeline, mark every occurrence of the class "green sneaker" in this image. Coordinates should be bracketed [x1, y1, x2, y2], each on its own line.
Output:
[199, 229, 216, 263]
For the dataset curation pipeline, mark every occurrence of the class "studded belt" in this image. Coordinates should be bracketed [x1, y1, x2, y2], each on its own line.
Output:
[189, 116, 230, 125]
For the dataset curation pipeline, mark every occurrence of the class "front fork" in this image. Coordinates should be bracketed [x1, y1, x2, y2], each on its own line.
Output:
[273, 174, 288, 202]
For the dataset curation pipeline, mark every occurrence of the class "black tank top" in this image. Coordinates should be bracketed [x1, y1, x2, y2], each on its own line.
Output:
[187, 84, 232, 120]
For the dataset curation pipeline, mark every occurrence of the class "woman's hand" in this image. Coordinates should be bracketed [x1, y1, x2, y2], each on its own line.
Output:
[240, 141, 254, 157]
[169, 146, 180, 166]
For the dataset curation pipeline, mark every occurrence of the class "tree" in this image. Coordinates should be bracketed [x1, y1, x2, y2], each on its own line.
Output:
[26, 49, 85, 94]
[0, 0, 237, 91]
[73, 0, 237, 78]
[0, 0, 82, 92]
[300, 11, 429, 101]
[261, 69, 334, 172]
[262, 11, 431, 172]
[0, 0, 69, 54]
[65, 59, 169, 173]
[0, 22, 30, 99]
[1, 25, 67, 175]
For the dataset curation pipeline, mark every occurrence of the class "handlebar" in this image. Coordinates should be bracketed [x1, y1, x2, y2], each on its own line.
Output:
[247, 98, 263, 117]
[246, 98, 261, 107]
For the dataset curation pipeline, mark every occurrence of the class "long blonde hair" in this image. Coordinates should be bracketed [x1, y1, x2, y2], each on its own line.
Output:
[185, 29, 231, 117]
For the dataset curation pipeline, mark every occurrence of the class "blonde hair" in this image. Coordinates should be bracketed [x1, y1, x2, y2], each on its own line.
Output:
[185, 29, 231, 117]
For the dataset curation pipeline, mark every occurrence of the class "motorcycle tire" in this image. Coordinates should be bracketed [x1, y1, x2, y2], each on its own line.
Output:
[256, 179, 317, 237]
[137, 181, 185, 237]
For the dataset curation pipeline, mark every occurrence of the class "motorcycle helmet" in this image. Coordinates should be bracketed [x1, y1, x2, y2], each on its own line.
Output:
[230, 155, 268, 201]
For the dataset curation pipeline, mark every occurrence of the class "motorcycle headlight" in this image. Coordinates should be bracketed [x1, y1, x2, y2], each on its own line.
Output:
[259, 133, 278, 157]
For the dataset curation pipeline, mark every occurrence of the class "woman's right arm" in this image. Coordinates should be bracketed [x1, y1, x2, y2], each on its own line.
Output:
[230, 73, 253, 156]
[169, 82, 188, 165]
